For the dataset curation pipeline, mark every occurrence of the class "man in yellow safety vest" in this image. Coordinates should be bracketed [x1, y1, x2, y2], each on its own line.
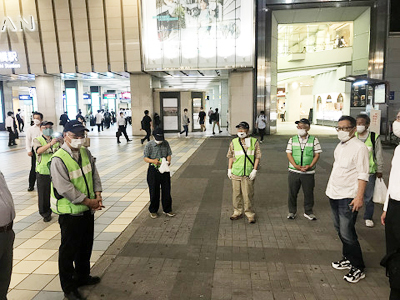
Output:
[227, 121, 261, 224]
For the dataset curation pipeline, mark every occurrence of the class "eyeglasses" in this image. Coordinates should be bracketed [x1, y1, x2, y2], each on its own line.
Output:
[396, 116, 400, 120]
[335, 126, 354, 132]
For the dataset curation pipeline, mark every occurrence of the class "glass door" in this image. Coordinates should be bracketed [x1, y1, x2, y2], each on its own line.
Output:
[192, 98, 202, 131]
[161, 92, 180, 132]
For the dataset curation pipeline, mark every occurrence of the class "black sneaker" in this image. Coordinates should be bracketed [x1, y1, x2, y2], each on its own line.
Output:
[27, 187, 34, 192]
[76, 275, 101, 287]
[343, 267, 365, 283]
[64, 289, 85, 300]
[43, 215, 52, 222]
[332, 258, 351, 270]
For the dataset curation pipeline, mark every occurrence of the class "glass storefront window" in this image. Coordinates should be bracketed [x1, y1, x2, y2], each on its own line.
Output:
[91, 92, 100, 114]
[0, 91, 3, 123]
[65, 88, 77, 120]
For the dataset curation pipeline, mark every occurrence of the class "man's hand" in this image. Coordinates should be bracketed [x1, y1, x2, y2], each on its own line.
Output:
[50, 139, 58, 146]
[376, 172, 383, 179]
[381, 211, 387, 226]
[153, 159, 161, 166]
[227, 169, 232, 179]
[249, 169, 257, 181]
[294, 164, 302, 171]
[350, 196, 363, 212]
[300, 165, 311, 172]
[28, 151, 33, 157]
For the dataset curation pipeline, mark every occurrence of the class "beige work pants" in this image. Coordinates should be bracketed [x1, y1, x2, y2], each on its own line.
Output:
[231, 176, 255, 218]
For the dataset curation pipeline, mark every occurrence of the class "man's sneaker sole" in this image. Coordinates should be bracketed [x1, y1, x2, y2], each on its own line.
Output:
[344, 272, 365, 283]
[331, 261, 351, 270]
[303, 213, 317, 221]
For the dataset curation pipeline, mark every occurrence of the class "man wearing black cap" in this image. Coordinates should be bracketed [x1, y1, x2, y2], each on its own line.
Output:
[286, 118, 322, 221]
[143, 128, 175, 219]
[49, 120, 103, 300]
[227, 121, 261, 224]
[33, 121, 63, 222]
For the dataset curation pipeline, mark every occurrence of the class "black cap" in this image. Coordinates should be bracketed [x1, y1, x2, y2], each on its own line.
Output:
[153, 128, 164, 141]
[40, 121, 54, 127]
[63, 120, 89, 133]
[236, 121, 250, 130]
[295, 118, 311, 126]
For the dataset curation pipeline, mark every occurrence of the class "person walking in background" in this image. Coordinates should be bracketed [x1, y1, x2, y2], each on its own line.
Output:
[212, 108, 222, 135]
[198, 107, 206, 132]
[16, 108, 24, 132]
[95, 110, 103, 133]
[0, 171, 15, 300]
[255, 111, 267, 143]
[117, 112, 132, 144]
[355, 114, 384, 228]
[208, 107, 214, 125]
[76, 109, 84, 122]
[179, 108, 190, 138]
[50, 120, 103, 300]
[141, 110, 152, 145]
[381, 117, 400, 300]
[227, 121, 261, 224]
[6, 112, 16, 147]
[60, 112, 70, 128]
[26, 112, 43, 192]
[286, 118, 322, 221]
[104, 110, 111, 129]
[144, 128, 175, 219]
[34, 121, 62, 222]
[154, 113, 161, 129]
[326, 116, 369, 283]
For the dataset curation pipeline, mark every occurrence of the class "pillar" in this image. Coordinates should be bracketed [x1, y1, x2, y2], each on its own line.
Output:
[130, 74, 153, 136]
[35, 75, 63, 124]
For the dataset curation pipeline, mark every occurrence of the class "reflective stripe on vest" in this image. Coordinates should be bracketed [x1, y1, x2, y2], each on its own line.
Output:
[232, 137, 257, 177]
[356, 132, 378, 174]
[35, 136, 59, 175]
[50, 147, 94, 215]
[289, 135, 316, 170]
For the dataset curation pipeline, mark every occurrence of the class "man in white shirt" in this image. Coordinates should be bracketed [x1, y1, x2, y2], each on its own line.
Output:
[255, 111, 267, 143]
[381, 115, 400, 299]
[326, 116, 369, 284]
[116, 112, 132, 144]
[5, 111, 16, 147]
[95, 110, 103, 133]
[25, 112, 43, 191]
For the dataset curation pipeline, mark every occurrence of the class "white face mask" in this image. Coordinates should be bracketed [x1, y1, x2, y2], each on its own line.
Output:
[338, 130, 352, 143]
[237, 132, 247, 138]
[68, 136, 86, 149]
[356, 125, 366, 134]
[155, 140, 163, 145]
[33, 119, 41, 125]
[393, 121, 400, 138]
[297, 129, 307, 137]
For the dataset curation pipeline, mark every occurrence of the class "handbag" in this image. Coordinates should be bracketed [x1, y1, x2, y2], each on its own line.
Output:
[373, 178, 387, 204]
[116, 130, 122, 137]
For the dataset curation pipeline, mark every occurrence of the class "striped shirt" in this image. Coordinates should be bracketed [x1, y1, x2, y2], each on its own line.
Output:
[286, 135, 322, 174]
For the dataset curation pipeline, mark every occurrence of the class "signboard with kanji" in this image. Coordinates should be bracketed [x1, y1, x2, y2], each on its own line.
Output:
[369, 109, 381, 134]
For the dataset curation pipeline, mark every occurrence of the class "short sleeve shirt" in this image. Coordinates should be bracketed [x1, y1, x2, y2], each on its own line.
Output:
[142, 116, 152, 130]
[144, 140, 172, 160]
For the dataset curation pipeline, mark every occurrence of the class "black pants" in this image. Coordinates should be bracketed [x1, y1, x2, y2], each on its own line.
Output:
[258, 128, 266, 141]
[0, 230, 14, 300]
[180, 125, 189, 136]
[6, 127, 15, 146]
[105, 119, 111, 129]
[29, 149, 36, 189]
[288, 172, 315, 215]
[58, 211, 94, 294]
[96, 124, 101, 132]
[118, 125, 129, 142]
[147, 165, 172, 214]
[386, 199, 400, 299]
[141, 129, 151, 143]
[18, 120, 24, 132]
[36, 173, 52, 219]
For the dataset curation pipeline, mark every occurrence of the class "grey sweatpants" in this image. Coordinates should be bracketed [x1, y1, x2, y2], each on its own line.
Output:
[288, 171, 315, 215]
[0, 230, 14, 300]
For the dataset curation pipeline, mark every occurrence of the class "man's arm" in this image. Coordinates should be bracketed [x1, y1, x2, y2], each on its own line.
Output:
[25, 128, 32, 154]
[87, 149, 102, 193]
[375, 137, 384, 177]
[350, 145, 370, 211]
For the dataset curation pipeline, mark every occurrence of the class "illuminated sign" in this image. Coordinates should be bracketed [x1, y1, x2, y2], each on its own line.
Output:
[0, 51, 20, 69]
[19, 95, 31, 101]
[103, 94, 116, 100]
[121, 92, 131, 99]
[1, 16, 36, 32]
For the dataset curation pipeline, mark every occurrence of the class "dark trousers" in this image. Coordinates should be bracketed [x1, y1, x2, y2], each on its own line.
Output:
[258, 128, 266, 141]
[288, 172, 315, 215]
[0, 230, 14, 300]
[18, 120, 24, 132]
[96, 124, 101, 132]
[147, 165, 172, 214]
[141, 129, 151, 143]
[6, 127, 15, 146]
[36, 173, 52, 219]
[58, 211, 94, 294]
[386, 199, 400, 299]
[329, 198, 365, 271]
[180, 125, 189, 136]
[29, 149, 36, 189]
[118, 125, 129, 142]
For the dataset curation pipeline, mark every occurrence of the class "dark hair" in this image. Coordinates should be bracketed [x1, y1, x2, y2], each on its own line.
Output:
[33, 112, 43, 120]
[200, 107, 203, 109]
[338, 115, 356, 128]
[144, 110, 149, 115]
[260, 111, 265, 114]
[97, 110, 101, 113]
[17, 109, 21, 112]
[356, 114, 371, 125]
[64, 111, 68, 114]
[7, 111, 13, 116]
[184, 108, 188, 112]
[215, 108, 219, 112]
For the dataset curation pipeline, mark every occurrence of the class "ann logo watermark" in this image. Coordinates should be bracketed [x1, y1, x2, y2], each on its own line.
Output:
[1, 16, 36, 32]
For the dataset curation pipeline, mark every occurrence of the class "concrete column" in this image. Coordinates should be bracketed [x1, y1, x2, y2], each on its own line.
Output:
[36, 76, 63, 125]
[221, 80, 229, 128]
[229, 71, 253, 135]
[130, 74, 153, 136]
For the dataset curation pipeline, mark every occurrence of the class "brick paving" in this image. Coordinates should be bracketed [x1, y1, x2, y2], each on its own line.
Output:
[86, 135, 392, 300]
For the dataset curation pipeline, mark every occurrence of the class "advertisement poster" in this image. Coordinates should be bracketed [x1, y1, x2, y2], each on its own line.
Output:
[369, 109, 381, 134]
[162, 98, 179, 130]
[142, 0, 254, 70]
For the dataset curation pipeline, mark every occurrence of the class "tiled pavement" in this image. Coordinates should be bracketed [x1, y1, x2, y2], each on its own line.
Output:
[0, 132, 205, 300]
[85, 134, 392, 300]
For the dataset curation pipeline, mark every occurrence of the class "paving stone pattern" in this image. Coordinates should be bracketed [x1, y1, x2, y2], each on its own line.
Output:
[86, 135, 392, 300]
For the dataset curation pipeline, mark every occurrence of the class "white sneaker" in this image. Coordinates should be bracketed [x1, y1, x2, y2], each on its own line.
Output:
[365, 219, 374, 227]
[177, 133, 181, 138]
[150, 213, 158, 219]
[185, 136, 189, 139]
[343, 267, 365, 283]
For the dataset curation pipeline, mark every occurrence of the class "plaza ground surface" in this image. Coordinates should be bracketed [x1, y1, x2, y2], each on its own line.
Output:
[0, 125, 394, 300]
